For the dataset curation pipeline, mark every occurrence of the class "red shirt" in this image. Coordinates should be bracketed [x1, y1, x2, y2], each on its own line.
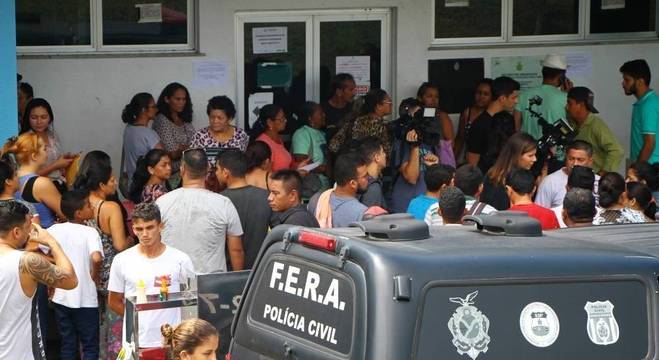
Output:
[257, 133, 293, 171]
[509, 203, 560, 230]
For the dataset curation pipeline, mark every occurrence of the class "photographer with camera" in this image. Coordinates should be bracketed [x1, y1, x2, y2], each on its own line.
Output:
[388, 99, 443, 213]
[466, 76, 519, 175]
[566, 87, 623, 175]
[514, 54, 571, 139]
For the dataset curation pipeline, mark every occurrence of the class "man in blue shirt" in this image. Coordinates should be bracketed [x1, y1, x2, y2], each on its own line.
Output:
[620, 59, 659, 163]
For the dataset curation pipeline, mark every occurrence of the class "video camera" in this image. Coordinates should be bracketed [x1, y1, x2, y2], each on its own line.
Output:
[393, 98, 442, 147]
[527, 96, 575, 174]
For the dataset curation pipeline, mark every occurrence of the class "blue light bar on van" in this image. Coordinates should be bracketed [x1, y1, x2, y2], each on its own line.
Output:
[298, 231, 337, 252]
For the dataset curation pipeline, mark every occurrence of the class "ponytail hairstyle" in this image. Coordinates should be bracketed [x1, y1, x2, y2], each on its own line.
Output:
[626, 181, 656, 220]
[20, 98, 54, 134]
[249, 104, 282, 142]
[598, 172, 626, 209]
[1, 132, 44, 166]
[122, 92, 154, 125]
[629, 161, 659, 191]
[157, 82, 194, 123]
[245, 140, 272, 172]
[73, 151, 114, 192]
[161, 319, 219, 360]
[360, 89, 388, 116]
[129, 149, 170, 203]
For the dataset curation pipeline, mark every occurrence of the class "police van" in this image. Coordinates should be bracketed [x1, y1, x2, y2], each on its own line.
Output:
[226, 212, 659, 359]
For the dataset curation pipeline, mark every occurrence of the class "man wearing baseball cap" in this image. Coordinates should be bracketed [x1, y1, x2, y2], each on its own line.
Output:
[566, 86, 624, 175]
[515, 54, 571, 140]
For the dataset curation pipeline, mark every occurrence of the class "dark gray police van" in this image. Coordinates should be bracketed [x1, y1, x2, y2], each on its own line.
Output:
[226, 212, 659, 359]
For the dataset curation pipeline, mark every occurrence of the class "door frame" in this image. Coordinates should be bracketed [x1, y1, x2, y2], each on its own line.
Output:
[235, 8, 393, 128]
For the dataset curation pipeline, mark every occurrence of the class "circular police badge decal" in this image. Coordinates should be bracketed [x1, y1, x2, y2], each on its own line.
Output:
[519, 302, 560, 347]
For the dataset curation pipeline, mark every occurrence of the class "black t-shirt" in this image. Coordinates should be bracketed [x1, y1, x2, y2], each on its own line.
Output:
[322, 101, 352, 140]
[270, 204, 320, 228]
[480, 178, 510, 211]
[466, 110, 514, 175]
[221, 186, 272, 269]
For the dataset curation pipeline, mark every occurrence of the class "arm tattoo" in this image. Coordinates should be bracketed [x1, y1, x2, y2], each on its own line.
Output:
[19, 252, 69, 287]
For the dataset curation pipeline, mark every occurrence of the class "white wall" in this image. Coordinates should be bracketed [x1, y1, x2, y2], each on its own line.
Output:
[18, 0, 659, 174]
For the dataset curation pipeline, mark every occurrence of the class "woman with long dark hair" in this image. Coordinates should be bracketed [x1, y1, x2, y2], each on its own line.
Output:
[121, 92, 162, 191]
[454, 78, 493, 162]
[245, 141, 272, 190]
[249, 104, 299, 172]
[480, 132, 538, 210]
[625, 181, 656, 221]
[328, 89, 393, 155]
[74, 151, 132, 359]
[20, 98, 77, 183]
[593, 172, 647, 225]
[129, 149, 171, 203]
[153, 82, 196, 180]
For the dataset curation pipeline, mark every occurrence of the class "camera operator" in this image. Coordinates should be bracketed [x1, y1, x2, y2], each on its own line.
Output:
[466, 76, 519, 175]
[514, 54, 571, 139]
[389, 100, 441, 213]
[566, 87, 623, 175]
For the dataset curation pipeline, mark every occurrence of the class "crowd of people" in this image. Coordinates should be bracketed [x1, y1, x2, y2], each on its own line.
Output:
[2, 54, 659, 359]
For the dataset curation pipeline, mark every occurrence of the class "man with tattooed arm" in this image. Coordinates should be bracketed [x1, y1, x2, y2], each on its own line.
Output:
[0, 200, 77, 360]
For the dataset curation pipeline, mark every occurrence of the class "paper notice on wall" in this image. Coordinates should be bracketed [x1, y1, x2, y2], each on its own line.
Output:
[491, 56, 544, 90]
[336, 56, 370, 95]
[253, 27, 288, 54]
[445, 0, 469, 7]
[566, 53, 592, 79]
[135, 3, 162, 23]
[248, 92, 274, 127]
[601, 0, 625, 10]
[193, 59, 229, 87]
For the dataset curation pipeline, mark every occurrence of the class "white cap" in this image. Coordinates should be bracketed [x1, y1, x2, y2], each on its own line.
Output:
[542, 54, 567, 70]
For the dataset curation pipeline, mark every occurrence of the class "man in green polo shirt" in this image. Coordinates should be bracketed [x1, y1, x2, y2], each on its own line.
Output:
[515, 54, 570, 139]
[566, 87, 624, 175]
[620, 59, 659, 164]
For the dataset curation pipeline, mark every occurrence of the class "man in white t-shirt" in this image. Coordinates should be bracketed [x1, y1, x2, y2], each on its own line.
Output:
[0, 201, 77, 360]
[48, 191, 103, 359]
[108, 202, 194, 350]
[535, 140, 599, 208]
[156, 149, 244, 273]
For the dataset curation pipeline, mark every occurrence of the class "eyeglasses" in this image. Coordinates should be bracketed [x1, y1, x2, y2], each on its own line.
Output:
[273, 116, 287, 122]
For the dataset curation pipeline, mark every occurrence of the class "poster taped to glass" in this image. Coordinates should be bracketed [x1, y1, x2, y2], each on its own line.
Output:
[336, 56, 370, 96]
[135, 3, 163, 23]
[445, 0, 469, 7]
[253, 27, 288, 54]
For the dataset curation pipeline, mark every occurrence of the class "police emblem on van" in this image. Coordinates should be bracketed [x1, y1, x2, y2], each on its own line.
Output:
[584, 301, 619, 345]
[519, 302, 559, 348]
[447, 291, 490, 360]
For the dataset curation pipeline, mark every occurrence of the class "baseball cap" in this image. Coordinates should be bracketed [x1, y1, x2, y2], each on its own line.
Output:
[542, 54, 567, 71]
[568, 87, 599, 114]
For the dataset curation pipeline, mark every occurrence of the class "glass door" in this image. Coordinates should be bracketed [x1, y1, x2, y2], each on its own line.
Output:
[236, 9, 391, 130]
[314, 11, 391, 103]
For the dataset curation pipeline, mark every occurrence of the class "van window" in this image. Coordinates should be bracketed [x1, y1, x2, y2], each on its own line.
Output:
[414, 280, 648, 359]
[248, 256, 355, 355]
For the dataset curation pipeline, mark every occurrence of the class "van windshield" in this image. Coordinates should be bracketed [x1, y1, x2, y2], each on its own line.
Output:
[248, 256, 355, 355]
[415, 280, 648, 359]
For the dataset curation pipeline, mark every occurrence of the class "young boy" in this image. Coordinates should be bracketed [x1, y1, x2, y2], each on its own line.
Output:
[48, 190, 103, 360]
[407, 164, 455, 220]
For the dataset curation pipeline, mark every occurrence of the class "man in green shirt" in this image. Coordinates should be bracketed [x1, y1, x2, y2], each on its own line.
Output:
[566, 87, 624, 175]
[620, 59, 659, 164]
[515, 54, 570, 140]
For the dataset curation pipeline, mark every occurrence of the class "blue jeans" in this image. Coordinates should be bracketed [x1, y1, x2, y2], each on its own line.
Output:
[54, 304, 99, 360]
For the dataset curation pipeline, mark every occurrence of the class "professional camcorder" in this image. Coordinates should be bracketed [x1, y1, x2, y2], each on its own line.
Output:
[393, 98, 442, 147]
[527, 96, 575, 174]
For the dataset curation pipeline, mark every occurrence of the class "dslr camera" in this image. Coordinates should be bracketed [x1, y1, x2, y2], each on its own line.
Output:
[527, 96, 575, 174]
